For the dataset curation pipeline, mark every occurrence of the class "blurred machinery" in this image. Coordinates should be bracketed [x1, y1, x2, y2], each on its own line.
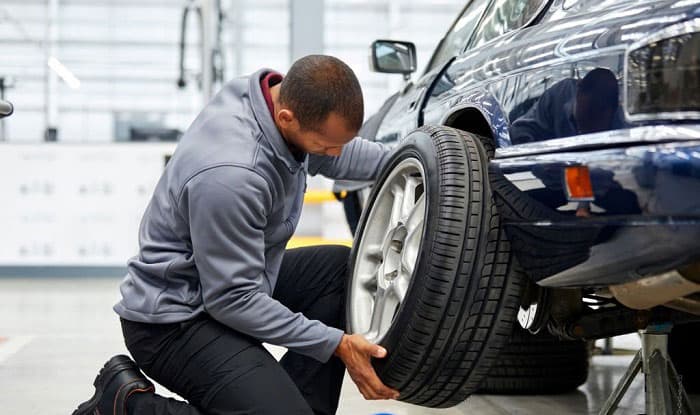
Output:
[177, 0, 226, 103]
[0, 76, 15, 141]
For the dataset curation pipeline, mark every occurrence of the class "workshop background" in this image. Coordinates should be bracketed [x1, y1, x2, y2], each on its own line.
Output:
[0, 1, 657, 414]
[0, 0, 464, 271]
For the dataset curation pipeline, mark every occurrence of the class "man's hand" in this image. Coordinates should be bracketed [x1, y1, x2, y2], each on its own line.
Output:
[334, 334, 400, 400]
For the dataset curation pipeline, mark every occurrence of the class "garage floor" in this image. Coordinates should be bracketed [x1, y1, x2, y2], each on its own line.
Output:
[1, 277, 698, 415]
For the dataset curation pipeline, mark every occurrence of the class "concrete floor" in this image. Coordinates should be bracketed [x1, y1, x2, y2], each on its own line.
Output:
[0, 277, 698, 415]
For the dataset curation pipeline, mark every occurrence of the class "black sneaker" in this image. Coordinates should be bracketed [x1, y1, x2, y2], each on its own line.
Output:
[73, 355, 154, 415]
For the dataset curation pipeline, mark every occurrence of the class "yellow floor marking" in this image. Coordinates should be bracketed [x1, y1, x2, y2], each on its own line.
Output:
[303, 190, 346, 204]
[287, 236, 352, 248]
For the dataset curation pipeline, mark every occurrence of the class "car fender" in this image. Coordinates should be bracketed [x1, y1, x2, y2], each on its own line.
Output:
[425, 87, 510, 148]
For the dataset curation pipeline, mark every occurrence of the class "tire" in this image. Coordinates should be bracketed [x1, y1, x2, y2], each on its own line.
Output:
[669, 322, 700, 394]
[346, 126, 523, 408]
[478, 327, 589, 394]
[490, 172, 601, 281]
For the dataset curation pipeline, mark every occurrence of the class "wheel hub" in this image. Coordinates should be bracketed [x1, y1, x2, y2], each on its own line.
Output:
[381, 223, 407, 284]
[348, 158, 427, 343]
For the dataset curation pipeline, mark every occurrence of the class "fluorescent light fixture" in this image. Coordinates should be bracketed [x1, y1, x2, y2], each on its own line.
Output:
[47, 56, 81, 89]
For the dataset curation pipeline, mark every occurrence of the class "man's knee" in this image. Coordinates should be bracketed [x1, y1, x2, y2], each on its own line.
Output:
[326, 244, 351, 270]
[203, 347, 313, 415]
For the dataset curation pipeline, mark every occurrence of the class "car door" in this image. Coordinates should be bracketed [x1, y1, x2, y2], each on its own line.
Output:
[373, 0, 492, 145]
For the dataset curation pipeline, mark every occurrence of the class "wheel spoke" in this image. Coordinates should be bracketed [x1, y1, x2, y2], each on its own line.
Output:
[361, 263, 381, 290]
[392, 272, 410, 302]
[389, 183, 404, 228]
[366, 287, 387, 338]
[401, 208, 423, 279]
[362, 278, 378, 291]
[405, 193, 425, 235]
[404, 222, 423, 257]
[363, 243, 383, 263]
[380, 294, 399, 335]
[400, 244, 417, 277]
[400, 175, 420, 221]
[367, 286, 398, 340]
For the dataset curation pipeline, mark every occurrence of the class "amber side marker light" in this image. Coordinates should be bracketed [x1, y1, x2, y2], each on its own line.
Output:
[565, 166, 595, 201]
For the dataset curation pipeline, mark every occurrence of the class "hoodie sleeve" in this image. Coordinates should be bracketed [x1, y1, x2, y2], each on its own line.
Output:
[307, 136, 391, 180]
[179, 165, 344, 362]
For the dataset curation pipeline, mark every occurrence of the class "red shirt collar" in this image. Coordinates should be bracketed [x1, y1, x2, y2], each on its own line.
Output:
[260, 71, 304, 161]
[261, 72, 283, 117]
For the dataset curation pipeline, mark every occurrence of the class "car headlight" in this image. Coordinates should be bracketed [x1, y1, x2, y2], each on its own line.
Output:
[625, 19, 700, 120]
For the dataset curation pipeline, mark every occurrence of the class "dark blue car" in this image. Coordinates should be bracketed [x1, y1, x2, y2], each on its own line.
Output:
[340, 0, 700, 408]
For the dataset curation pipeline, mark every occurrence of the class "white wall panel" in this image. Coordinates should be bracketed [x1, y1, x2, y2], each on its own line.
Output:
[6, 111, 46, 142]
[0, 143, 175, 265]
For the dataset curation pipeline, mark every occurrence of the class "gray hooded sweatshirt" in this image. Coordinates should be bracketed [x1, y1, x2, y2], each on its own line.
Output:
[114, 69, 390, 363]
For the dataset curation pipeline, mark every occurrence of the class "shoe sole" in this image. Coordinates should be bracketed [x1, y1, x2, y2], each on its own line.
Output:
[72, 355, 138, 415]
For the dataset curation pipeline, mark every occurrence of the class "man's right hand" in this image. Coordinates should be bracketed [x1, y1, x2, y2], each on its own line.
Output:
[334, 333, 400, 400]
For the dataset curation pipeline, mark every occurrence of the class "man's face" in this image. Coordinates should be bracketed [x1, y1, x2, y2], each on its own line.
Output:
[282, 111, 357, 157]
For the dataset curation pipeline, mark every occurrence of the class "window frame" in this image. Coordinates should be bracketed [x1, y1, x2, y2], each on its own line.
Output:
[464, 0, 553, 53]
[423, 0, 492, 75]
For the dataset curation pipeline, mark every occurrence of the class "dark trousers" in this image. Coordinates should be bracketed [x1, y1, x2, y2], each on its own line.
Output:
[121, 245, 350, 415]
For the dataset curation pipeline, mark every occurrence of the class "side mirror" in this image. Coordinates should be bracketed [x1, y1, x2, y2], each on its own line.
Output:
[0, 99, 13, 119]
[370, 40, 417, 76]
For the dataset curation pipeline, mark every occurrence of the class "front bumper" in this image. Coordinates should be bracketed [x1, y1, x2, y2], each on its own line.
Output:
[490, 126, 700, 288]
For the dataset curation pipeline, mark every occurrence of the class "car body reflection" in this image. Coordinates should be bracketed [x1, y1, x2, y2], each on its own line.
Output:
[338, 0, 700, 288]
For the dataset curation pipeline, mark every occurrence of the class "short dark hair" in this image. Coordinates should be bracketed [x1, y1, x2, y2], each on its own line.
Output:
[279, 55, 364, 132]
[578, 68, 619, 110]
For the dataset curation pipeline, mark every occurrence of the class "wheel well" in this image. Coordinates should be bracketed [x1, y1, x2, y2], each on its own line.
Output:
[444, 108, 497, 150]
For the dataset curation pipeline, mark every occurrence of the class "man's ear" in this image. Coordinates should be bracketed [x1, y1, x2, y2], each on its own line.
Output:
[277, 109, 296, 127]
